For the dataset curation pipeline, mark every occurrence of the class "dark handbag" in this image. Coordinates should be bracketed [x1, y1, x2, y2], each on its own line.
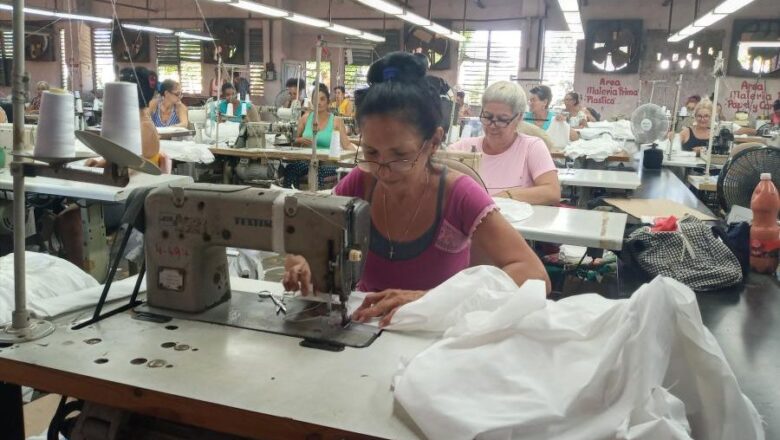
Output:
[627, 216, 743, 291]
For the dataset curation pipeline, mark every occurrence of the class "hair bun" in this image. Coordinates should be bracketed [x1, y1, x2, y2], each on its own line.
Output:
[367, 52, 427, 84]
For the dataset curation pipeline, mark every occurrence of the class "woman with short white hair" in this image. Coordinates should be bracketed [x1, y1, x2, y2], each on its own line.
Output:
[448, 81, 560, 205]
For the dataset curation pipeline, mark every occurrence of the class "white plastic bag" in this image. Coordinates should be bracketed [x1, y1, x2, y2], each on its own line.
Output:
[390, 269, 764, 440]
[547, 119, 571, 149]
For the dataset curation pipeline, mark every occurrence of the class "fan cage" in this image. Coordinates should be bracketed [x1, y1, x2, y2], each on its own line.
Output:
[717, 145, 780, 213]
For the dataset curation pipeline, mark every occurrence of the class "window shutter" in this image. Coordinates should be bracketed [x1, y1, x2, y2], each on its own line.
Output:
[343, 64, 369, 96]
[92, 28, 114, 89]
[458, 30, 522, 104]
[542, 31, 578, 107]
[178, 36, 202, 94]
[60, 29, 69, 90]
[248, 28, 264, 97]
[1, 31, 13, 86]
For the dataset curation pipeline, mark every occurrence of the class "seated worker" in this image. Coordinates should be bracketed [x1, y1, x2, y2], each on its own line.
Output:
[456, 91, 471, 119]
[212, 83, 257, 123]
[677, 95, 701, 131]
[677, 98, 714, 155]
[149, 79, 189, 128]
[524, 85, 578, 141]
[331, 85, 355, 117]
[772, 99, 780, 126]
[86, 67, 165, 170]
[562, 92, 590, 128]
[450, 81, 560, 205]
[27, 81, 50, 113]
[284, 77, 306, 109]
[283, 84, 355, 188]
[283, 52, 551, 326]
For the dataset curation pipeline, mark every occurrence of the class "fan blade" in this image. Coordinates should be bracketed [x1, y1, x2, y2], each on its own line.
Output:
[611, 51, 630, 67]
[591, 47, 608, 63]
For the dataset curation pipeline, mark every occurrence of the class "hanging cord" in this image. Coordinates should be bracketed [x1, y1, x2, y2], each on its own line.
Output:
[65, 0, 77, 91]
[108, 0, 144, 107]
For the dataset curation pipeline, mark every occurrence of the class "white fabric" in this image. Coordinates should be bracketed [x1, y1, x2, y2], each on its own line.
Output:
[579, 120, 635, 141]
[0, 252, 99, 324]
[390, 266, 764, 440]
[160, 140, 215, 164]
[29, 275, 145, 319]
[547, 119, 571, 149]
[492, 197, 534, 223]
[563, 134, 623, 161]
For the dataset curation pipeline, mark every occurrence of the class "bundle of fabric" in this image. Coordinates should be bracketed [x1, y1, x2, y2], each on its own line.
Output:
[159, 140, 215, 164]
[579, 120, 634, 141]
[389, 266, 764, 440]
[563, 133, 623, 161]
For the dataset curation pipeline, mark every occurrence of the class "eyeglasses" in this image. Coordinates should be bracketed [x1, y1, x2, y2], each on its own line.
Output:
[355, 141, 428, 174]
[480, 112, 519, 128]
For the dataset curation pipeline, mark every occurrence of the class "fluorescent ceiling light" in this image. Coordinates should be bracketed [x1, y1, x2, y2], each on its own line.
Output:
[425, 22, 452, 36]
[693, 12, 726, 27]
[329, 23, 363, 36]
[713, 0, 754, 14]
[354, 0, 403, 15]
[0, 4, 111, 23]
[739, 41, 780, 48]
[231, 0, 288, 17]
[122, 23, 173, 34]
[558, 0, 579, 12]
[360, 32, 386, 43]
[175, 31, 215, 41]
[286, 13, 330, 27]
[399, 11, 430, 26]
[563, 12, 581, 25]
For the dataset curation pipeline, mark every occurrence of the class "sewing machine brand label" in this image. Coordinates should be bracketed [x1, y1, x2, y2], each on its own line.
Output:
[158, 268, 184, 292]
[159, 212, 205, 235]
[234, 216, 272, 228]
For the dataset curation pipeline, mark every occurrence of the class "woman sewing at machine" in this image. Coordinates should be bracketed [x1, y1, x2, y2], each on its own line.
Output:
[283, 52, 550, 326]
[283, 84, 354, 188]
[523, 85, 578, 141]
[330, 86, 354, 117]
[448, 81, 560, 205]
[212, 83, 257, 123]
[677, 98, 713, 155]
[26, 81, 50, 114]
[149, 79, 189, 128]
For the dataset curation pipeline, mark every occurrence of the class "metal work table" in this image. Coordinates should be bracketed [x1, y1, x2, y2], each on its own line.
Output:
[632, 168, 716, 217]
[0, 168, 192, 202]
[557, 168, 641, 190]
[210, 147, 357, 163]
[0, 279, 428, 440]
[509, 205, 627, 251]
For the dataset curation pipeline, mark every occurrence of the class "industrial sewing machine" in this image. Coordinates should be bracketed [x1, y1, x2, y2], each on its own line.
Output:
[137, 184, 378, 349]
[234, 120, 297, 149]
[712, 123, 735, 155]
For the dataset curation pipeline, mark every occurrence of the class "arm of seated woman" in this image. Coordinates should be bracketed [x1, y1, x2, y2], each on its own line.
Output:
[498, 170, 560, 206]
[176, 102, 189, 127]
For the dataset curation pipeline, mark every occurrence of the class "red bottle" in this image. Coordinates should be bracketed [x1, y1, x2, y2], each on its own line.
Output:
[750, 173, 780, 273]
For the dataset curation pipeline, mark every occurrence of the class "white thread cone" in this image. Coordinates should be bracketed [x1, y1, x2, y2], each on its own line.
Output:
[34, 90, 76, 158]
[101, 82, 141, 155]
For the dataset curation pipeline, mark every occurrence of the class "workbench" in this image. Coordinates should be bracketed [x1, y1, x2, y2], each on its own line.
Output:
[0, 278, 429, 440]
[557, 168, 641, 190]
[508, 204, 627, 251]
[210, 147, 357, 163]
[0, 169, 192, 281]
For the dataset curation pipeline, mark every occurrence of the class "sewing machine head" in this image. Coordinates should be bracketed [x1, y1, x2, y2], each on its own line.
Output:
[144, 184, 370, 314]
[235, 121, 296, 148]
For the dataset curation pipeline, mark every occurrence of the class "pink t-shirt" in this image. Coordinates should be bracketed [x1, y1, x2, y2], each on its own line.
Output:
[334, 168, 497, 292]
[449, 134, 557, 195]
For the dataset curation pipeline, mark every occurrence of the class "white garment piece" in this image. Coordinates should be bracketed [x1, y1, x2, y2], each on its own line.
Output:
[390, 267, 764, 440]
[547, 119, 571, 149]
[564, 134, 622, 161]
[492, 197, 534, 223]
[160, 140, 216, 164]
[28, 275, 146, 320]
[579, 120, 635, 141]
[0, 252, 99, 325]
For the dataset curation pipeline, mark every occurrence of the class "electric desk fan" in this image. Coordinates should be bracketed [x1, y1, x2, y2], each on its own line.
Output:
[631, 103, 670, 169]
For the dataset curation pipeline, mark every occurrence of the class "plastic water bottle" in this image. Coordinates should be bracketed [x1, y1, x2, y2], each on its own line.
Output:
[329, 130, 341, 159]
[750, 173, 780, 273]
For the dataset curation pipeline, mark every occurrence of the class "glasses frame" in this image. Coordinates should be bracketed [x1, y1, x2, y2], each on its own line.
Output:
[479, 111, 519, 128]
[354, 138, 429, 174]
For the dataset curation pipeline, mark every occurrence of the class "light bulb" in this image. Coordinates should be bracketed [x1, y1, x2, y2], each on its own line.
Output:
[697, 46, 702, 55]
[679, 59, 687, 68]
[686, 53, 693, 62]
[688, 40, 694, 49]
[660, 59, 670, 69]
[692, 59, 700, 69]
[657, 52, 662, 61]
[672, 53, 679, 61]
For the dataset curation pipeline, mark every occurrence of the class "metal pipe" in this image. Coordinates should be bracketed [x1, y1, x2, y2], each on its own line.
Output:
[669, 73, 684, 159]
[308, 37, 323, 191]
[705, 52, 723, 176]
[11, 0, 29, 331]
[667, 0, 673, 37]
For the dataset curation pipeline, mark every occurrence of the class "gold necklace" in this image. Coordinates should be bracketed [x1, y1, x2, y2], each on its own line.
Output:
[381, 170, 431, 260]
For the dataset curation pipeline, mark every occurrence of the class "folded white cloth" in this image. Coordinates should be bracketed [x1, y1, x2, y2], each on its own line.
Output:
[160, 140, 215, 164]
[492, 197, 534, 223]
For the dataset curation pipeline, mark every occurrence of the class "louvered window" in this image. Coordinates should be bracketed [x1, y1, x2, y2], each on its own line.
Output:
[156, 33, 203, 94]
[305, 60, 331, 93]
[542, 31, 578, 107]
[92, 28, 114, 90]
[1, 31, 12, 86]
[60, 28, 69, 89]
[343, 64, 369, 96]
[248, 28, 264, 97]
[457, 30, 522, 104]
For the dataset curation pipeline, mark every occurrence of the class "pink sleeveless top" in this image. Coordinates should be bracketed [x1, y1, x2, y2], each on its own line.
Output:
[334, 168, 497, 292]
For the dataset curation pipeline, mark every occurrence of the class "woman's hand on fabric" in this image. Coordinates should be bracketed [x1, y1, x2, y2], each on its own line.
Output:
[351, 289, 426, 327]
[283, 254, 313, 295]
[298, 137, 313, 147]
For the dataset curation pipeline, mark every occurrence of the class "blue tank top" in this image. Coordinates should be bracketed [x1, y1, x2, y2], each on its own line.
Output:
[151, 101, 181, 127]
